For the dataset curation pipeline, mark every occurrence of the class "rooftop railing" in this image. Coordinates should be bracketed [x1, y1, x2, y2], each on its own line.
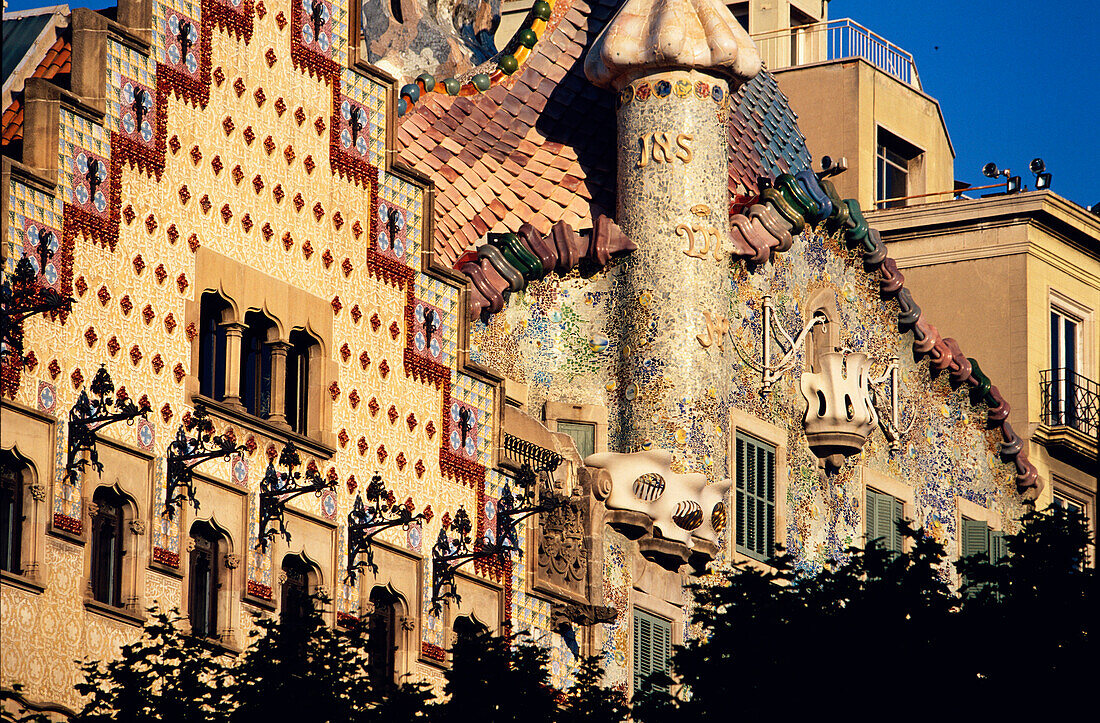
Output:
[751, 18, 922, 90]
[1041, 368, 1100, 440]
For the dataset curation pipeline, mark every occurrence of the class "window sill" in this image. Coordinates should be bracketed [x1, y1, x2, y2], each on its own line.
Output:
[242, 591, 276, 612]
[148, 559, 184, 578]
[84, 597, 147, 627]
[192, 632, 242, 657]
[192, 395, 335, 460]
[1, 568, 47, 594]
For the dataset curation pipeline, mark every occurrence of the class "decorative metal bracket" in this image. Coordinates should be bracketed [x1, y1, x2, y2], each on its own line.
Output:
[164, 403, 244, 519]
[732, 294, 827, 394]
[430, 463, 566, 614]
[1, 236, 75, 367]
[869, 354, 913, 453]
[256, 441, 336, 552]
[343, 472, 426, 584]
[65, 366, 149, 482]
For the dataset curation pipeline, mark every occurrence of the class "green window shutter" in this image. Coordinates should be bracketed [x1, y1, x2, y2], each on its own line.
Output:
[990, 531, 1007, 563]
[960, 518, 989, 559]
[735, 433, 776, 561]
[633, 608, 671, 694]
[866, 489, 903, 553]
[556, 421, 596, 459]
[891, 497, 904, 553]
[865, 488, 878, 546]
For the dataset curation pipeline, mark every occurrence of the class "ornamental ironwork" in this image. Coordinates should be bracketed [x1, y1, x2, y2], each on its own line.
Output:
[431, 463, 566, 613]
[65, 365, 149, 482]
[501, 432, 564, 477]
[344, 472, 427, 584]
[1, 237, 75, 369]
[256, 441, 336, 552]
[164, 403, 244, 518]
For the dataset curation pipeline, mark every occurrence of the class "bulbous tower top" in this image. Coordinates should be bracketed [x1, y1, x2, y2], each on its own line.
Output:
[584, 0, 762, 90]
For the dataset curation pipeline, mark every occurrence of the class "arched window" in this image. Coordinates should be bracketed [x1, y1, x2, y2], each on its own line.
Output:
[241, 311, 275, 418]
[188, 522, 222, 638]
[199, 292, 230, 400]
[453, 614, 488, 641]
[90, 487, 126, 607]
[280, 554, 314, 625]
[366, 587, 399, 686]
[285, 330, 317, 435]
[0, 452, 27, 574]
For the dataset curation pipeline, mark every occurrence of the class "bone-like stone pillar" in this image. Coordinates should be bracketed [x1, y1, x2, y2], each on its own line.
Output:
[613, 71, 736, 477]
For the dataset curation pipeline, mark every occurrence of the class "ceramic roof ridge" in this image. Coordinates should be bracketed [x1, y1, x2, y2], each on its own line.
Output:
[584, 0, 762, 89]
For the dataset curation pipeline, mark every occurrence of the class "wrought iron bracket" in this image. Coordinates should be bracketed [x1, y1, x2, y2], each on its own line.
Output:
[869, 354, 913, 453]
[343, 472, 426, 584]
[430, 464, 567, 614]
[732, 294, 827, 394]
[1, 238, 75, 367]
[256, 441, 336, 552]
[164, 403, 244, 519]
[65, 366, 149, 483]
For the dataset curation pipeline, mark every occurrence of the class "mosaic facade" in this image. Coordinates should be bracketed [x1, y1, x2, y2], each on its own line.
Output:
[1, 0, 1034, 714]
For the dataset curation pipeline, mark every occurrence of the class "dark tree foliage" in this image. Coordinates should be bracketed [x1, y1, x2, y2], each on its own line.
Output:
[431, 628, 560, 723]
[557, 654, 630, 723]
[634, 507, 1095, 721]
[71, 608, 233, 723]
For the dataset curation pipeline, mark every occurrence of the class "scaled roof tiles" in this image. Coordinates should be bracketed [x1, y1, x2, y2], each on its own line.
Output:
[1, 33, 71, 147]
[396, 0, 810, 266]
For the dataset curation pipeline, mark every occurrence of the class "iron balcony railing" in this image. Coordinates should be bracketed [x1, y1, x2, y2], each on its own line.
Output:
[1041, 368, 1100, 439]
[501, 431, 564, 474]
[750, 18, 922, 89]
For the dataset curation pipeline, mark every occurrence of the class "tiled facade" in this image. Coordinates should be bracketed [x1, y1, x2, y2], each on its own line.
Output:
[1, 0, 1039, 716]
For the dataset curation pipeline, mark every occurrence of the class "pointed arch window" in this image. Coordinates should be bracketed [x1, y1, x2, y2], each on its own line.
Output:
[280, 554, 314, 625]
[366, 587, 399, 686]
[0, 452, 27, 574]
[241, 311, 275, 418]
[188, 522, 222, 638]
[285, 330, 317, 435]
[199, 292, 230, 400]
[90, 487, 126, 607]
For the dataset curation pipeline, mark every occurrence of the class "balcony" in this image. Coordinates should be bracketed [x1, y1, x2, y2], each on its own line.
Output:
[750, 18, 922, 90]
[1039, 368, 1099, 463]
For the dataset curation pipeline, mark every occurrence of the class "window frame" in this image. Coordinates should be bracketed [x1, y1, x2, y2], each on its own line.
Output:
[728, 408, 788, 569]
[187, 522, 223, 640]
[240, 310, 277, 420]
[861, 467, 916, 554]
[1051, 476, 1095, 567]
[198, 292, 231, 402]
[632, 607, 672, 695]
[544, 402, 608, 462]
[0, 453, 27, 575]
[875, 126, 925, 209]
[90, 487, 128, 608]
[955, 496, 1005, 589]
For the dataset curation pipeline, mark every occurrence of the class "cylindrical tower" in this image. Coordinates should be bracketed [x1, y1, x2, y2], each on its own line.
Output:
[585, 0, 761, 478]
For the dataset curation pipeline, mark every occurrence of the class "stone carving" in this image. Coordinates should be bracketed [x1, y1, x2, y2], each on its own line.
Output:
[224, 554, 240, 569]
[696, 310, 730, 349]
[29, 483, 47, 502]
[550, 603, 617, 631]
[128, 519, 146, 535]
[800, 351, 878, 465]
[584, 450, 730, 548]
[585, 0, 762, 89]
[537, 495, 588, 592]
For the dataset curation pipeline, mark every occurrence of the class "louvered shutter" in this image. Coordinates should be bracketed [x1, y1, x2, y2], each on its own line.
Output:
[961, 518, 989, 559]
[633, 608, 671, 694]
[991, 531, 1007, 562]
[736, 433, 776, 560]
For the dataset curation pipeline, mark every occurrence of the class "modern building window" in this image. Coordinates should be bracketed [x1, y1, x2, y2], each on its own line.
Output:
[633, 608, 671, 694]
[729, 1, 749, 31]
[366, 587, 399, 686]
[241, 311, 275, 418]
[1049, 306, 1080, 427]
[198, 292, 229, 401]
[865, 487, 905, 554]
[90, 487, 127, 607]
[1051, 480, 1094, 566]
[876, 127, 924, 209]
[280, 555, 313, 625]
[0, 453, 26, 574]
[735, 432, 775, 561]
[556, 420, 596, 460]
[188, 523, 221, 639]
[285, 330, 316, 435]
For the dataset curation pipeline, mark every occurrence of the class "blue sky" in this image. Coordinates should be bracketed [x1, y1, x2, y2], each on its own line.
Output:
[4, 0, 1098, 207]
[833, 0, 1098, 208]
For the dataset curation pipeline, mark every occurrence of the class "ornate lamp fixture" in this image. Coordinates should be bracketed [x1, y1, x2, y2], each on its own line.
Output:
[344, 472, 427, 584]
[1, 237, 75, 367]
[733, 295, 827, 394]
[431, 463, 566, 613]
[256, 441, 336, 552]
[164, 403, 244, 518]
[65, 366, 150, 482]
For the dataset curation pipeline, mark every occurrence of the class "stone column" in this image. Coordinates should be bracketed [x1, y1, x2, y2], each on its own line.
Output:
[221, 321, 246, 408]
[585, 0, 761, 479]
[266, 341, 291, 428]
